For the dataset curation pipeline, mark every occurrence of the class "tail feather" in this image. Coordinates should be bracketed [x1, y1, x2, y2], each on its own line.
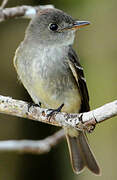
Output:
[66, 130, 100, 175]
[66, 134, 85, 173]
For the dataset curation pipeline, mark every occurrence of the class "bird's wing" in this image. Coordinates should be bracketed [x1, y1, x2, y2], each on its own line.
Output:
[68, 46, 90, 112]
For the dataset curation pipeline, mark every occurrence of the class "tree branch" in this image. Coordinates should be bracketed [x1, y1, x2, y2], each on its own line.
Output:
[0, 95, 117, 130]
[0, 95, 117, 153]
[0, 4, 54, 22]
[0, 129, 64, 154]
[0, 0, 8, 9]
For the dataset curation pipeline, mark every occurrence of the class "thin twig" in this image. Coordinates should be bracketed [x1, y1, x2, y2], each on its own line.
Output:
[0, 4, 54, 22]
[0, 0, 8, 9]
[0, 129, 64, 154]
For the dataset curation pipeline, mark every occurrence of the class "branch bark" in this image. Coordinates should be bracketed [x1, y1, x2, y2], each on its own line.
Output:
[0, 95, 117, 130]
[0, 129, 64, 154]
[0, 95, 117, 153]
[0, 4, 54, 22]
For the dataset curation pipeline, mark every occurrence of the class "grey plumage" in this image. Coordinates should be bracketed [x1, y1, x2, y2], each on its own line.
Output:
[14, 8, 100, 175]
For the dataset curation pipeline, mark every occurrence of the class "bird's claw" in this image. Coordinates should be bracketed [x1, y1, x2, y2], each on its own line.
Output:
[87, 124, 95, 133]
[47, 103, 64, 117]
[79, 114, 95, 133]
[28, 102, 41, 112]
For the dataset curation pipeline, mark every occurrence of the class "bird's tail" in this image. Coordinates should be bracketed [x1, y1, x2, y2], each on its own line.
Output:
[65, 129, 100, 175]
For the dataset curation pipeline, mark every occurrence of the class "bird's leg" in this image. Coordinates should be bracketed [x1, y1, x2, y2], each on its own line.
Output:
[79, 114, 96, 133]
[28, 101, 41, 112]
[87, 124, 95, 133]
[47, 103, 64, 117]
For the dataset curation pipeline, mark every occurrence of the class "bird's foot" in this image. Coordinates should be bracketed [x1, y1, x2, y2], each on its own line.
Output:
[87, 124, 95, 133]
[79, 114, 95, 133]
[47, 103, 64, 117]
[28, 102, 41, 112]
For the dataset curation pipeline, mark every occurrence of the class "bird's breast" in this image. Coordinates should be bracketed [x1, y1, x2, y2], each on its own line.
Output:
[31, 46, 81, 113]
[15, 44, 81, 113]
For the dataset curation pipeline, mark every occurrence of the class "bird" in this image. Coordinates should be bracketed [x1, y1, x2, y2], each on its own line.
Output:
[14, 7, 100, 175]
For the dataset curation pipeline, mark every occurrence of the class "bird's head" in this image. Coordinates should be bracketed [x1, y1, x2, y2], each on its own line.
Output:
[26, 8, 90, 46]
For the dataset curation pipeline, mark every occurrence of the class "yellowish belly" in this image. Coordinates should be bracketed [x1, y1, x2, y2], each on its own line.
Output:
[33, 79, 81, 113]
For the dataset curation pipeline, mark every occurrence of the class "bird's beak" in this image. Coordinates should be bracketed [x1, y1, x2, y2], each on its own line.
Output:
[62, 21, 90, 31]
[72, 21, 91, 30]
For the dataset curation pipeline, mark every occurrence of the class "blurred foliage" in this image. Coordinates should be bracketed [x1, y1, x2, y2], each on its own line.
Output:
[0, 0, 117, 180]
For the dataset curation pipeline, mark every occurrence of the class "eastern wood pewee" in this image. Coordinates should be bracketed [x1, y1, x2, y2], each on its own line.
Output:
[14, 8, 100, 175]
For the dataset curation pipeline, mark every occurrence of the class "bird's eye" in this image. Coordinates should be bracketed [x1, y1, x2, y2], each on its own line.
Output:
[49, 23, 58, 31]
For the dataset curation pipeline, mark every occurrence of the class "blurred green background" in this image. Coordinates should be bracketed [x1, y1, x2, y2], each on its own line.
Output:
[0, 0, 117, 180]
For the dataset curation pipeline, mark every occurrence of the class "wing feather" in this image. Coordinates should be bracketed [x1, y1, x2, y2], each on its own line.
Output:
[68, 46, 90, 112]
